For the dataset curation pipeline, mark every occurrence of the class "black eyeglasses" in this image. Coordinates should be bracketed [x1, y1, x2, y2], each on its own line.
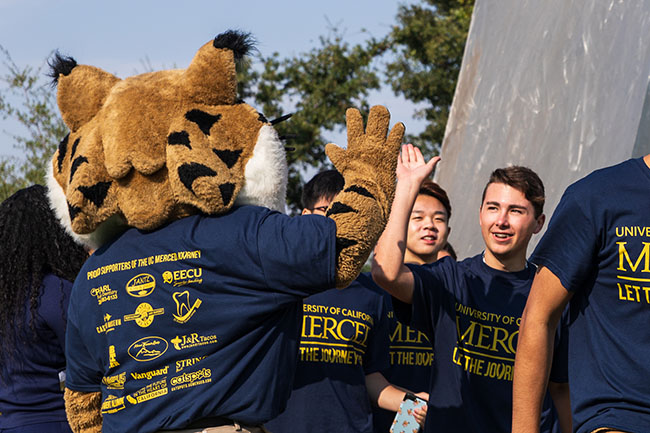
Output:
[311, 205, 329, 213]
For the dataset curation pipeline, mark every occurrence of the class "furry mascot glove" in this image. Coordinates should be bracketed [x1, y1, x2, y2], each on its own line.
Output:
[325, 105, 404, 288]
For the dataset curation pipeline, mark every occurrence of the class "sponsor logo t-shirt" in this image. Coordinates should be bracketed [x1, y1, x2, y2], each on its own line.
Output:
[65, 206, 336, 433]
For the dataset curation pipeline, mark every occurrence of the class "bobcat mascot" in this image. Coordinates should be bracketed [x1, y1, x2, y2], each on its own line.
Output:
[47, 30, 403, 433]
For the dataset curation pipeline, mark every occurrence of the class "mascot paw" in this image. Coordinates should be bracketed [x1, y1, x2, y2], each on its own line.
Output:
[325, 105, 404, 194]
[64, 388, 102, 433]
[323, 106, 404, 288]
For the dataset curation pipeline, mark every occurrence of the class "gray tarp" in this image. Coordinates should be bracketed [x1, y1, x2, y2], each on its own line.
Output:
[436, 0, 650, 259]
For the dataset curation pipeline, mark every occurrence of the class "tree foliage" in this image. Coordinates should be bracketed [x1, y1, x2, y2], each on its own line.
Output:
[253, 32, 386, 211]
[385, 0, 474, 156]
[0, 0, 475, 207]
[0, 46, 67, 202]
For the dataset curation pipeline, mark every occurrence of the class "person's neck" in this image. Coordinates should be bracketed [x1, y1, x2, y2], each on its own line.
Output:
[404, 251, 437, 265]
[482, 249, 527, 272]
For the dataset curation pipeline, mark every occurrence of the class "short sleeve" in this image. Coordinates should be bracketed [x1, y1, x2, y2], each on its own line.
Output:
[362, 294, 390, 375]
[400, 262, 448, 337]
[64, 301, 103, 392]
[531, 187, 598, 292]
[257, 212, 337, 295]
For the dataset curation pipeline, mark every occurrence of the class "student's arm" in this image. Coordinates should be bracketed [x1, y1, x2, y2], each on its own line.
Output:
[371, 144, 439, 303]
[512, 266, 572, 433]
[365, 372, 429, 426]
[548, 381, 571, 433]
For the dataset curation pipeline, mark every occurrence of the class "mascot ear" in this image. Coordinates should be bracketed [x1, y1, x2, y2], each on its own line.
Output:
[182, 30, 255, 105]
[50, 52, 120, 132]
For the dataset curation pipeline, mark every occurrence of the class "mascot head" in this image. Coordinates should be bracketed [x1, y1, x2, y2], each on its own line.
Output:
[47, 31, 288, 249]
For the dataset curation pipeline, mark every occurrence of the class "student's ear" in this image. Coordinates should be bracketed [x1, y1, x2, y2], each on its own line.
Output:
[533, 214, 546, 234]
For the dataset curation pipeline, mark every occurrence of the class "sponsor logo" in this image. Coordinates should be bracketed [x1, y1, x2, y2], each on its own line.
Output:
[90, 284, 118, 305]
[172, 290, 202, 323]
[162, 268, 203, 287]
[176, 356, 207, 372]
[109, 345, 120, 368]
[96, 313, 122, 334]
[101, 395, 125, 414]
[170, 368, 211, 391]
[102, 372, 126, 390]
[126, 273, 156, 297]
[130, 366, 169, 380]
[170, 333, 217, 351]
[128, 336, 168, 362]
[124, 303, 164, 328]
[126, 378, 168, 405]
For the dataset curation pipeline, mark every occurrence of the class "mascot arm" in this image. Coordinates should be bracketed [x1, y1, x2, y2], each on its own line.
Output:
[325, 105, 403, 288]
[64, 388, 102, 433]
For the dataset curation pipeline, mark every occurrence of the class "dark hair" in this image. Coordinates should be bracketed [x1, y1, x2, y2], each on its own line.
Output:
[440, 242, 457, 260]
[419, 179, 452, 221]
[481, 166, 545, 218]
[0, 185, 87, 379]
[301, 170, 345, 210]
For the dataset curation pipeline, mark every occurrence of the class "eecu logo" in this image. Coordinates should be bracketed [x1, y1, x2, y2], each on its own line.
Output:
[128, 336, 168, 362]
[162, 268, 203, 287]
[126, 273, 156, 297]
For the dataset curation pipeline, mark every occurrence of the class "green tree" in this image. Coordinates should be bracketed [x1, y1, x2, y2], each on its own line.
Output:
[0, 46, 67, 202]
[385, 0, 474, 156]
[0, 0, 475, 205]
[253, 32, 386, 212]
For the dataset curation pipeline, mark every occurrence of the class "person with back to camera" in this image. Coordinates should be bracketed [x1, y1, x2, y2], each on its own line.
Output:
[266, 169, 428, 433]
[0, 185, 88, 433]
[46, 30, 405, 433]
[513, 152, 650, 433]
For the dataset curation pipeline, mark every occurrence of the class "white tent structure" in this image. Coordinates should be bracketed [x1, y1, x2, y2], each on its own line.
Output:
[436, 0, 650, 259]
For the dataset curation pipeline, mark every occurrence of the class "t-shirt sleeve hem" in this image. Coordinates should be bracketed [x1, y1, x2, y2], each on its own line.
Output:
[65, 382, 102, 393]
[529, 255, 576, 293]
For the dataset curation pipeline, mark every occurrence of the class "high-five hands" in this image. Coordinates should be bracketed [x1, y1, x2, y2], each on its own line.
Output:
[397, 143, 440, 185]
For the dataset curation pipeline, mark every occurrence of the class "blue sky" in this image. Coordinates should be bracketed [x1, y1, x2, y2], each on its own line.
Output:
[0, 0, 425, 159]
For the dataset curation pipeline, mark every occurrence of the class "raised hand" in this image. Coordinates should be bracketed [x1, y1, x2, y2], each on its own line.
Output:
[397, 143, 440, 186]
[323, 105, 404, 288]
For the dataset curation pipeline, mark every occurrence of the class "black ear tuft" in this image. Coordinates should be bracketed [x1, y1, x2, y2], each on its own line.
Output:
[213, 30, 256, 60]
[47, 51, 77, 86]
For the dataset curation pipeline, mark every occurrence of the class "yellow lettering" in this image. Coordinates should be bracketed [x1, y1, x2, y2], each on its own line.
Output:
[617, 242, 650, 272]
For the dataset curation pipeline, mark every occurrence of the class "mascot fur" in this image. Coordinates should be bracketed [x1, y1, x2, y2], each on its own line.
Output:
[47, 31, 403, 432]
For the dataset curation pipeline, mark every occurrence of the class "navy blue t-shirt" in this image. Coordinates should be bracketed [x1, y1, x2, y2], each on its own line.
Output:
[531, 157, 650, 433]
[65, 206, 336, 433]
[0, 274, 73, 431]
[402, 255, 558, 433]
[370, 289, 433, 433]
[266, 273, 390, 433]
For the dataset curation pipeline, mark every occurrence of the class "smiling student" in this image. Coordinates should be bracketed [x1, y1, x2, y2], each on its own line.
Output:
[372, 179, 450, 433]
[372, 144, 567, 433]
